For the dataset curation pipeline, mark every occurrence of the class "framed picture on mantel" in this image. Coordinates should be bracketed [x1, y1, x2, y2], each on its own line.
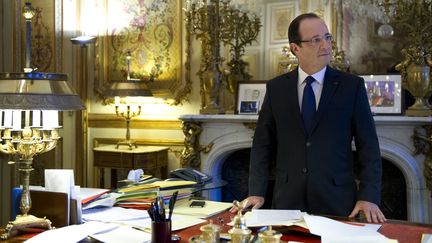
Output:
[360, 75, 402, 115]
[236, 80, 267, 114]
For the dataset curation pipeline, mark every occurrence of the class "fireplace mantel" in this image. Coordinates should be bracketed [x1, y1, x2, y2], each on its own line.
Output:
[178, 114, 432, 223]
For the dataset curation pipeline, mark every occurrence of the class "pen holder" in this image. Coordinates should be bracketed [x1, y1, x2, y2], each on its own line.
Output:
[151, 220, 171, 243]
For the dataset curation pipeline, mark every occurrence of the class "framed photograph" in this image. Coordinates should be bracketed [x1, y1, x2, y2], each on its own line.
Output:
[360, 75, 402, 115]
[239, 101, 259, 114]
[236, 80, 267, 114]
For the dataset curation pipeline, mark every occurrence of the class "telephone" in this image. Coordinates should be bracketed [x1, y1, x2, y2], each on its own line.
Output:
[169, 167, 211, 184]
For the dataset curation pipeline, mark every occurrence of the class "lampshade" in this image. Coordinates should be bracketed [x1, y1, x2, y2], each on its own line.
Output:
[0, 72, 84, 110]
[103, 79, 153, 97]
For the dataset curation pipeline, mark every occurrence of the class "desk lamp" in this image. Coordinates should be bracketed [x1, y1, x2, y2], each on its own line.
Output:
[0, 2, 84, 239]
[103, 52, 153, 150]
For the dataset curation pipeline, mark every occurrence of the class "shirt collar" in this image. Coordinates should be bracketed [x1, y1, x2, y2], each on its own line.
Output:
[298, 66, 327, 86]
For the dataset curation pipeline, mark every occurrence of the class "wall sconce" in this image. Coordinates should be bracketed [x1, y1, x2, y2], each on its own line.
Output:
[0, 2, 84, 239]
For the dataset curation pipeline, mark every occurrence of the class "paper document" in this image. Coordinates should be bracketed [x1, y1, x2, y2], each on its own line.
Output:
[45, 169, 78, 224]
[82, 192, 122, 210]
[303, 215, 395, 243]
[173, 199, 232, 218]
[237, 209, 303, 227]
[90, 225, 151, 243]
[422, 234, 432, 243]
[83, 207, 149, 222]
[82, 206, 205, 231]
[79, 188, 110, 205]
[24, 221, 119, 243]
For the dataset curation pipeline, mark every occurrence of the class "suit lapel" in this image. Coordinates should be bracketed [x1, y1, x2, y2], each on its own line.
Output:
[310, 67, 340, 134]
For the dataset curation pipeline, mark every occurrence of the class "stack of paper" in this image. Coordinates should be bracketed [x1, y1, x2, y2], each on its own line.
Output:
[114, 180, 197, 209]
[79, 188, 110, 205]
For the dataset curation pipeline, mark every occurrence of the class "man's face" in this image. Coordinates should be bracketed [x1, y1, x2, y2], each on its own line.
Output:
[290, 18, 332, 73]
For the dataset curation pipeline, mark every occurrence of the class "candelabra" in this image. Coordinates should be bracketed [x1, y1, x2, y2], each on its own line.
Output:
[0, 3, 83, 239]
[104, 52, 153, 150]
[378, 0, 432, 116]
[114, 97, 142, 150]
[184, 0, 261, 114]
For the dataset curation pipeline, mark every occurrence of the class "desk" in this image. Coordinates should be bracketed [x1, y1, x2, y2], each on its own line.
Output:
[2, 212, 432, 242]
[175, 211, 432, 243]
[93, 145, 169, 188]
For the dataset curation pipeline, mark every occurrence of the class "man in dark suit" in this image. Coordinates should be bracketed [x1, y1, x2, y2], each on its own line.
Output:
[231, 13, 386, 223]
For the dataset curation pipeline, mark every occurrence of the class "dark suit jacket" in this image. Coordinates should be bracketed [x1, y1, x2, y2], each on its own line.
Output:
[248, 66, 382, 217]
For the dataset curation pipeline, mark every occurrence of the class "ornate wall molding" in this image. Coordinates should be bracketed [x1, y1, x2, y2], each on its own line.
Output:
[180, 121, 213, 169]
[88, 113, 182, 129]
[413, 125, 432, 198]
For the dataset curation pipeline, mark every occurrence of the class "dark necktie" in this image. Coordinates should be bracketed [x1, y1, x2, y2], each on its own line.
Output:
[302, 76, 316, 134]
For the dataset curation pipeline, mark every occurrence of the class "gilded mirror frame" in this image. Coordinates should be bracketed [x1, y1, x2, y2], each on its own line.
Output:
[94, 0, 190, 104]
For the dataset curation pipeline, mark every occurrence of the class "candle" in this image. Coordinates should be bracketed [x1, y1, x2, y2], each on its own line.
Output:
[115, 96, 120, 105]
[32, 110, 41, 127]
[4, 110, 12, 127]
[12, 110, 22, 130]
[42, 110, 59, 129]
[42, 110, 50, 129]
[24, 110, 30, 127]
[51, 111, 59, 127]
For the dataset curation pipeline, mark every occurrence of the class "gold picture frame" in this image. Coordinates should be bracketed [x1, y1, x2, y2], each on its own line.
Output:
[94, 0, 186, 103]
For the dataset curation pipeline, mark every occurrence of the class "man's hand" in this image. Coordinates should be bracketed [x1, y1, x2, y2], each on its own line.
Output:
[349, 200, 386, 223]
[229, 196, 265, 213]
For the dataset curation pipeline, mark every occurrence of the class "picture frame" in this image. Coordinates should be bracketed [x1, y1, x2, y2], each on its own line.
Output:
[239, 101, 259, 114]
[236, 80, 267, 114]
[360, 75, 402, 115]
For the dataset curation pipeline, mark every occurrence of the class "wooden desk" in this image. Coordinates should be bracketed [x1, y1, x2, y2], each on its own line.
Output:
[93, 145, 169, 188]
[175, 211, 432, 243]
[3, 211, 432, 242]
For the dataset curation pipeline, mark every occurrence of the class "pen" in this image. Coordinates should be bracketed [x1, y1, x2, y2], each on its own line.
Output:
[168, 191, 178, 221]
[132, 226, 151, 233]
[147, 203, 154, 221]
[157, 195, 166, 221]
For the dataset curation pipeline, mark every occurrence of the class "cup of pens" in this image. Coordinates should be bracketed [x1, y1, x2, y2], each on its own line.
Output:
[148, 191, 178, 243]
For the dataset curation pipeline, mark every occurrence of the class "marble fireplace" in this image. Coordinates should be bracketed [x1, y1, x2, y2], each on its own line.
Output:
[179, 114, 432, 223]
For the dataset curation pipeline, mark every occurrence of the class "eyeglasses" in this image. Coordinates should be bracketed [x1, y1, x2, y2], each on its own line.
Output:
[299, 34, 333, 46]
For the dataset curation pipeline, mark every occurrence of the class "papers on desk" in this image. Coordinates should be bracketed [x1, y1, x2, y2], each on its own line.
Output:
[303, 215, 396, 243]
[243, 209, 303, 227]
[82, 206, 206, 231]
[234, 210, 397, 243]
[173, 199, 233, 218]
[24, 221, 120, 243]
[79, 187, 110, 205]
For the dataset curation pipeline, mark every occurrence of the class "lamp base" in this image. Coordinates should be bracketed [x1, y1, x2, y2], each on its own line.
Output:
[116, 140, 138, 150]
[1, 214, 52, 240]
